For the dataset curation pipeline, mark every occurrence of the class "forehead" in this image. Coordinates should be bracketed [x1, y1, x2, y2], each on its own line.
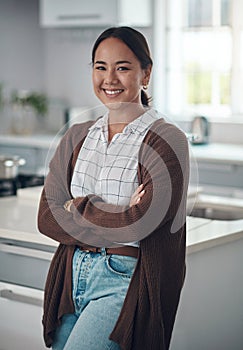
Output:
[94, 37, 139, 63]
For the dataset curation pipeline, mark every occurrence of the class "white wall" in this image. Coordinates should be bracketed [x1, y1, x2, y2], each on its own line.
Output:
[0, 0, 153, 109]
[42, 27, 104, 107]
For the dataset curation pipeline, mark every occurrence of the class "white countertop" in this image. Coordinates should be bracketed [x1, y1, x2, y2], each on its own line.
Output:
[0, 187, 243, 254]
[190, 142, 243, 165]
[0, 134, 61, 149]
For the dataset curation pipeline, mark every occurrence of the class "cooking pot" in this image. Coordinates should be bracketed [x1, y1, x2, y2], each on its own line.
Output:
[0, 155, 26, 179]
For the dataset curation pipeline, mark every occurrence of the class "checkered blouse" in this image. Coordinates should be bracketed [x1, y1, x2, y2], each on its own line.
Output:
[71, 108, 159, 208]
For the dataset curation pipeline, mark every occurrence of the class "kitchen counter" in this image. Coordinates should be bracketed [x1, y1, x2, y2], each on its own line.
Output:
[0, 134, 61, 149]
[190, 142, 243, 165]
[0, 187, 243, 254]
[1, 133, 243, 165]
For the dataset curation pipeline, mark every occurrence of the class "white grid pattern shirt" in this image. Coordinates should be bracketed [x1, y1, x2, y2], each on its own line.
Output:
[71, 108, 159, 207]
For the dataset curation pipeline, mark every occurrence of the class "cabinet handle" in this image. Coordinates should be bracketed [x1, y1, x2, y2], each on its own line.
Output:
[57, 14, 101, 21]
[0, 243, 53, 261]
[0, 289, 43, 307]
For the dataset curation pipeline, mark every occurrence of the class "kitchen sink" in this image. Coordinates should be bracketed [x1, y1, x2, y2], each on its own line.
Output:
[189, 194, 243, 221]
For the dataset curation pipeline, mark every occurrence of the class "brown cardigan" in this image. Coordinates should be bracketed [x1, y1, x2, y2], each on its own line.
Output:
[38, 117, 189, 350]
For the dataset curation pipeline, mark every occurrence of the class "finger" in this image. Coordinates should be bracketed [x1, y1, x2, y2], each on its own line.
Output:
[138, 189, 145, 198]
[134, 184, 144, 195]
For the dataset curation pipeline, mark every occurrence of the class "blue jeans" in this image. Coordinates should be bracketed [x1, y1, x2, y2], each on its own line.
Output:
[52, 248, 137, 350]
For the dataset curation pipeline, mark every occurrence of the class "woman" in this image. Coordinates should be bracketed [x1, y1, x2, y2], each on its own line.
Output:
[38, 26, 189, 350]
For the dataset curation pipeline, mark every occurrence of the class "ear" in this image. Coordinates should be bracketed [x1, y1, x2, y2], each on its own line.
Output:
[142, 64, 152, 86]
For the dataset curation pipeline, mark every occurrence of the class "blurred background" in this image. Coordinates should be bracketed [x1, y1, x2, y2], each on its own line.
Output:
[0, 1, 243, 350]
[0, 0, 243, 140]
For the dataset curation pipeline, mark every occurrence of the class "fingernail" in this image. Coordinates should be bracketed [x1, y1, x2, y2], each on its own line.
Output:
[141, 190, 145, 194]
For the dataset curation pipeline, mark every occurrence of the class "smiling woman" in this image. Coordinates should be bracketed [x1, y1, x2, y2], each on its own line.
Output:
[92, 37, 150, 107]
[38, 26, 189, 350]
[92, 37, 151, 139]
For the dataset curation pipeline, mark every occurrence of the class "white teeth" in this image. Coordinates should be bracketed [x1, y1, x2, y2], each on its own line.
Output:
[105, 89, 123, 95]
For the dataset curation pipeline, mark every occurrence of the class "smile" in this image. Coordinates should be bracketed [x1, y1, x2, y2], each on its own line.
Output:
[103, 89, 123, 95]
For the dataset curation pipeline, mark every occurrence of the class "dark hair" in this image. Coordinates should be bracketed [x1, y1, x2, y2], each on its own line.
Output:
[92, 26, 153, 106]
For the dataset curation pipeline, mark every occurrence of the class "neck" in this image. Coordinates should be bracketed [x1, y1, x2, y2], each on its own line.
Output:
[107, 104, 147, 142]
[108, 103, 146, 125]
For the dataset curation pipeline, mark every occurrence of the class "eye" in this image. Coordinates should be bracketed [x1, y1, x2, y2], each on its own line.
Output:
[117, 66, 129, 71]
[95, 66, 106, 71]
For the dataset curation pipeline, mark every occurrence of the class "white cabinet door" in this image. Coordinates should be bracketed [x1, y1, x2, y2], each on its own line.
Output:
[40, 0, 152, 27]
[40, 0, 118, 27]
[0, 282, 45, 350]
[118, 0, 152, 26]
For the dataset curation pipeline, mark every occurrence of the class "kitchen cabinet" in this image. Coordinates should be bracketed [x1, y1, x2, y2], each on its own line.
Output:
[0, 189, 55, 350]
[0, 242, 54, 289]
[39, 0, 152, 28]
[1, 187, 243, 349]
[190, 143, 243, 191]
[171, 236, 243, 350]
[0, 282, 45, 350]
[191, 160, 243, 191]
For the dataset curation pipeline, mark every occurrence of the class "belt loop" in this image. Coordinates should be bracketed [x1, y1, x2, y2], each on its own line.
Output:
[100, 247, 106, 256]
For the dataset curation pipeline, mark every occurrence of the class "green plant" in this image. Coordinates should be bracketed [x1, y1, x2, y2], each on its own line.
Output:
[11, 91, 48, 116]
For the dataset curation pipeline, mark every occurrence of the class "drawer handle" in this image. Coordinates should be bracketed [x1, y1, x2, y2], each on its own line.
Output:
[57, 14, 101, 21]
[0, 289, 43, 307]
[0, 243, 53, 261]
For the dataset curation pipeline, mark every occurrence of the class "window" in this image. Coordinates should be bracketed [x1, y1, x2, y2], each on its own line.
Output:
[164, 0, 243, 119]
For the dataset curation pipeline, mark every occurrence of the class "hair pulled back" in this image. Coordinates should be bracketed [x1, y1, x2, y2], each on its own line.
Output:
[92, 27, 153, 106]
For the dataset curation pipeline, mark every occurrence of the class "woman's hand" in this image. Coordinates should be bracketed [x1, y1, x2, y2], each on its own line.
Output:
[129, 184, 145, 207]
[63, 199, 73, 212]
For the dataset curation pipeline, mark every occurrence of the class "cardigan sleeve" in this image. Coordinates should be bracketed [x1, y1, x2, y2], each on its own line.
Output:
[38, 120, 189, 248]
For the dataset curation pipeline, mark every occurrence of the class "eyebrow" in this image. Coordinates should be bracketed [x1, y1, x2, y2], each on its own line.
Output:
[94, 60, 132, 65]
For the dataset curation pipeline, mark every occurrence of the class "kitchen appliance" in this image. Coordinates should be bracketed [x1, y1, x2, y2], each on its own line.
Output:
[0, 154, 25, 179]
[0, 178, 18, 196]
[191, 116, 210, 144]
[0, 155, 24, 196]
[0, 173, 44, 197]
[0, 154, 44, 197]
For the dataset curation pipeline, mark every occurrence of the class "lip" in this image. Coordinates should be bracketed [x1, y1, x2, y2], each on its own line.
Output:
[102, 89, 124, 97]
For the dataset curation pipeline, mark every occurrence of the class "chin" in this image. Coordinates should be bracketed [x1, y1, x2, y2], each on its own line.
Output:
[105, 101, 124, 110]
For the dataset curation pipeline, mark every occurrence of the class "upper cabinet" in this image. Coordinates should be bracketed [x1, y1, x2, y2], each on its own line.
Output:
[39, 0, 152, 28]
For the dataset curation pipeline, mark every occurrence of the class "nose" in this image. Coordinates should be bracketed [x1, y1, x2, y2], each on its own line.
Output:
[104, 69, 118, 85]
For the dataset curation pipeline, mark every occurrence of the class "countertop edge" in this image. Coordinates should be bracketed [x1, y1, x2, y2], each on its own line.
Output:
[187, 224, 243, 254]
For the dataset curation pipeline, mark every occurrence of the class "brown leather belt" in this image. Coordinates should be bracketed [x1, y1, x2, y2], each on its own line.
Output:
[79, 245, 138, 258]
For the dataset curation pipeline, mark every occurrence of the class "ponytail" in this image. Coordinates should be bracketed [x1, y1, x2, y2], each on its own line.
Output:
[141, 90, 152, 107]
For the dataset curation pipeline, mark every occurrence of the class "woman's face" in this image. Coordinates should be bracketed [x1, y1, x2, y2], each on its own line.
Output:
[92, 37, 151, 110]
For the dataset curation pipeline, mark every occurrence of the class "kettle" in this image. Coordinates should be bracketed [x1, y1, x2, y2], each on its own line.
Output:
[191, 116, 210, 144]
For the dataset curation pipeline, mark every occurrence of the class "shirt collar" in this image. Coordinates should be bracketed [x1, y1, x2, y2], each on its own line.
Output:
[89, 113, 109, 131]
[89, 108, 160, 134]
[124, 108, 160, 135]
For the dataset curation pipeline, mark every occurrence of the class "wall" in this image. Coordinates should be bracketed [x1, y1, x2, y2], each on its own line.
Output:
[0, 0, 152, 109]
[42, 28, 99, 107]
